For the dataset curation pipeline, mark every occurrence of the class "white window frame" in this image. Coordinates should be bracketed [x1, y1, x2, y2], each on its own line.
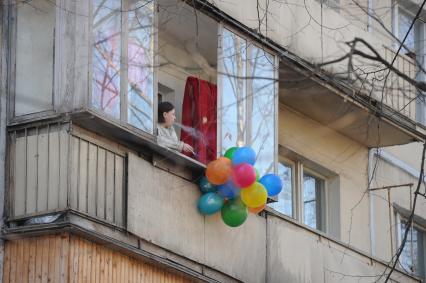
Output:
[301, 166, 328, 232]
[269, 157, 329, 233]
[395, 213, 426, 279]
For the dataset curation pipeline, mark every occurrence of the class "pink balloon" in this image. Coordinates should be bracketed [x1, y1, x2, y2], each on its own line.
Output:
[232, 163, 256, 188]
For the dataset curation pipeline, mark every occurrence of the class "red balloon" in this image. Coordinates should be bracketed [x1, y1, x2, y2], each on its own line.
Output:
[232, 163, 256, 188]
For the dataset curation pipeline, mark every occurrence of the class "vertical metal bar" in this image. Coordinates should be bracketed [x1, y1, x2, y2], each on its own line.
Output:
[57, 122, 61, 208]
[104, 148, 107, 220]
[77, 137, 81, 211]
[95, 145, 99, 218]
[24, 128, 28, 214]
[113, 153, 116, 224]
[46, 124, 50, 210]
[66, 122, 72, 209]
[86, 141, 90, 213]
[35, 127, 39, 212]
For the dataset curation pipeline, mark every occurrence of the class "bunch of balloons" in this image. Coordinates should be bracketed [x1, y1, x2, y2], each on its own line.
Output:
[197, 146, 283, 227]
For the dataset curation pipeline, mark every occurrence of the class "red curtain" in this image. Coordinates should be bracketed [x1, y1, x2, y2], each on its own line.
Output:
[180, 77, 217, 164]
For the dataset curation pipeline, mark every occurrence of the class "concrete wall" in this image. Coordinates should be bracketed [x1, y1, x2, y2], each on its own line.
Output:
[279, 104, 370, 254]
[127, 153, 267, 283]
[127, 152, 418, 282]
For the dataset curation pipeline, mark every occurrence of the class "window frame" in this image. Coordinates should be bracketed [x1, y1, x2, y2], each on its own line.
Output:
[269, 156, 329, 233]
[392, 1, 426, 125]
[6, 0, 59, 124]
[396, 213, 426, 279]
[301, 166, 328, 232]
[217, 24, 279, 174]
[89, 0, 158, 139]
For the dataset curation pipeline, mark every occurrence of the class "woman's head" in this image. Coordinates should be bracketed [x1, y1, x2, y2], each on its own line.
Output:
[158, 101, 176, 127]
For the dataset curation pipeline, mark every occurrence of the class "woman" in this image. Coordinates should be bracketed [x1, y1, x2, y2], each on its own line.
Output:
[157, 101, 194, 154]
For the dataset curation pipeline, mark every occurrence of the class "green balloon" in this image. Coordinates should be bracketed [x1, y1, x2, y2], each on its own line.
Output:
[224, 147, 238, 160]
[221, 198, 248, 227]
[255, 168, 260, 181]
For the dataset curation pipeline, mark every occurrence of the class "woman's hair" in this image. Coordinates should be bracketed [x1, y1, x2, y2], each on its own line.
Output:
[158, 101, 175, 123]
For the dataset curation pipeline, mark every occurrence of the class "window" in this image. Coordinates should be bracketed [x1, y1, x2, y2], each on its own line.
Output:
[316, 0, 340, 11]
[269, 162, 294, 217]
[303, 172, 326, 231]
[398, 220, 426, 279]
[269, 156, 334, 234]
[14, 0, 55, 116]
[392, 3, 426, 125]
[92, 0, 155, 134]
[218, 27, 278, 175]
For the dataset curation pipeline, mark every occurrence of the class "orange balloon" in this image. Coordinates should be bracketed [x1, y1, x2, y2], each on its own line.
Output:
[248, 204, 265, 214]
[206, 157, 232, 185]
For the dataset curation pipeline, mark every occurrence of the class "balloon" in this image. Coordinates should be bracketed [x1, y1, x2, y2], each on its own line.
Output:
[259, 174, 283, 197]
[224, 147, 238, 160]
[248, 204, 265, 214]
[241, 182, 268, 208]
[255, 168, 260, 181]
[197, 193, 224, 215]
[232, 147, 256, 166]
[232, 163, 256, 188]
[206, 157, 232, 185]
[218, 181, 240, 200]
[199, 176, 217, 194]
[221, 198, 248, 227]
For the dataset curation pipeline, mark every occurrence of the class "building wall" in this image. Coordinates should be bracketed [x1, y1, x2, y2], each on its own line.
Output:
[2, 234, 194, 283]
[279, 104, 370, 253]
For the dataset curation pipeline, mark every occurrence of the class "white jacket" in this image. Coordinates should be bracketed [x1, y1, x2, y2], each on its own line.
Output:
[157, 125, 184, 152]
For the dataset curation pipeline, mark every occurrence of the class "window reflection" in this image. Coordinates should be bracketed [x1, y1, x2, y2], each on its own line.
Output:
[401, 222, 425, 278]
[269, 162, 293, 217]
[219, 29, 247, 152]
[92, 0, 121, 119]
[127, 1, 155, 133]
[303, 173, 324, 231]
[92, 0, 155, 133]
[249, 46, 275, 176]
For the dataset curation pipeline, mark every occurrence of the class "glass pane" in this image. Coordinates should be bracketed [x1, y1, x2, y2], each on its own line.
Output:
[303, 173, 324, 230]
[127, 0, 155, 133]
[249, 46, 276, 175]
[219, 29, 247, 153]
[269, 162, 293, 217]
[398, 9, 418, 54]
[400, 223, 424, 277]
[16, 0, 54, 116]
[92, 0, 121, 119]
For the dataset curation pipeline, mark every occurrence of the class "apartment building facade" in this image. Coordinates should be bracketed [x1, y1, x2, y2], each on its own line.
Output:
[0, 0, 426, 282]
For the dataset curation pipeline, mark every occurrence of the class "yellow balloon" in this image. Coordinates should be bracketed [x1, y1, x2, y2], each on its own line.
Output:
[241, 182, 267, 208]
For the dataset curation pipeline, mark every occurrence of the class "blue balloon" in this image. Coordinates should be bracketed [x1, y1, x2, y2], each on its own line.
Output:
[259, 174, 283, 197]
[232, 147, 256, 166]
[199, 176, 217, 193]
[197, 193, 224, 215]
[218, 181, 240, 200]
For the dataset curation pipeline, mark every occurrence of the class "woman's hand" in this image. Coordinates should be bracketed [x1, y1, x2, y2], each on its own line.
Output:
[182, 143, 195, 155]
